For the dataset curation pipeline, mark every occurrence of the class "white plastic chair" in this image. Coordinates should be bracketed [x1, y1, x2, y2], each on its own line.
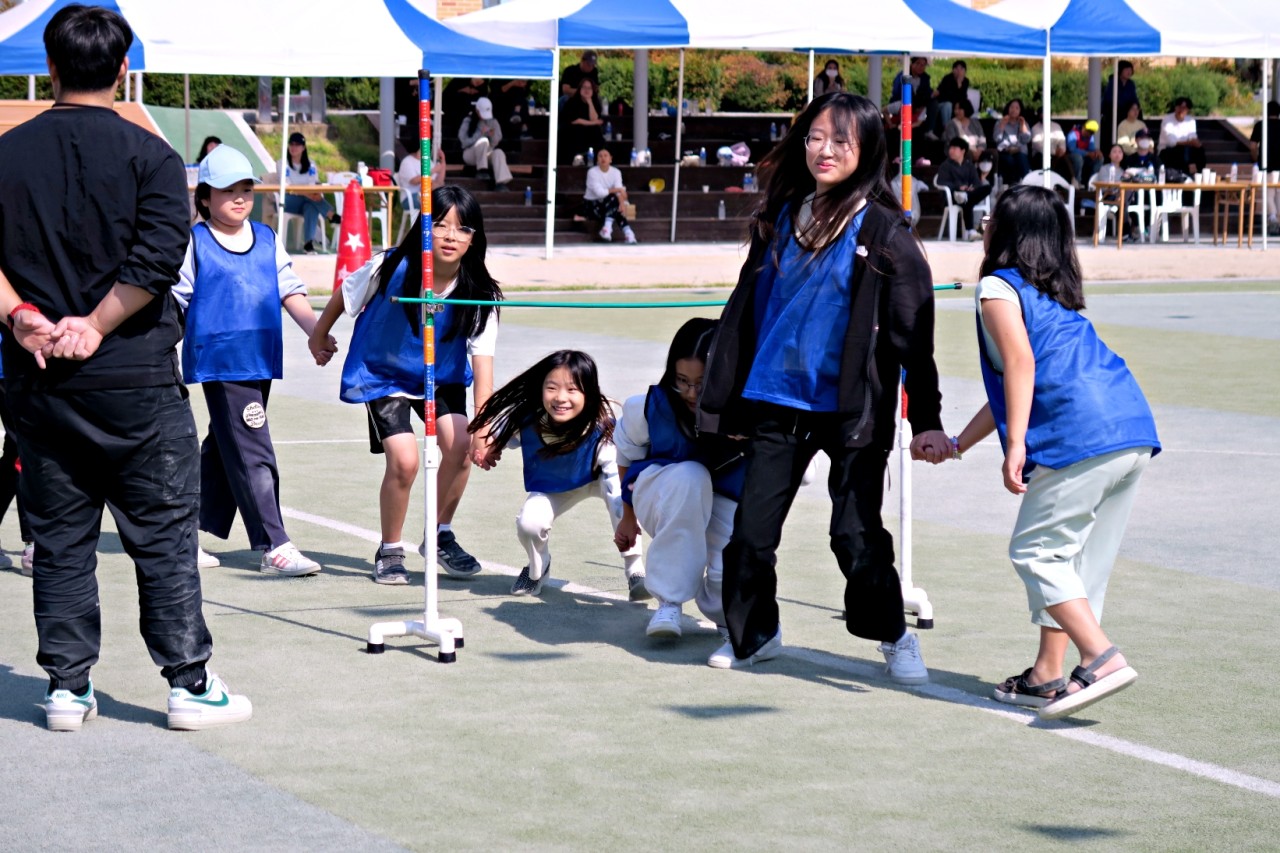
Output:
[966, 88, 981, 116]
[1024, 167, 1075, 217]
[395, 175, 422, 244]
[367, 192, 392, 250]
[933, 175, 990, 241]
[1150, 181, 1200, 243]
[1088, 173, 1120, 242]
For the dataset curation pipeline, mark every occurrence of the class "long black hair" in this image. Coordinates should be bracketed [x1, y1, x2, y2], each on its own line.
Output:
[659, 318, 717, 433]
[288, 135, 312, 175]
[468, 350, 612, 457]
[752, 92, 902, 256]
[815, 60, 845, 91]
[196, 136, 222, 163]
[377, 184, 501, 340]
[980, 184, 1085, 311]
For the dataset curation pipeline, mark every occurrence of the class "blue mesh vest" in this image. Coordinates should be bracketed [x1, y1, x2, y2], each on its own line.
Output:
[621, 386, 745, 504]
[978, 268, 1160, 473]
[182, 221, 283, 384]
[519, 423, 602, 493]
[340, 260, 472, 403]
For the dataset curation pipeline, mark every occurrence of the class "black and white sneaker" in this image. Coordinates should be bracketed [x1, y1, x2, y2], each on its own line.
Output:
[373, 544, 409, 585]
[511, 560, 550, 596]
[436, 529, 481, 578]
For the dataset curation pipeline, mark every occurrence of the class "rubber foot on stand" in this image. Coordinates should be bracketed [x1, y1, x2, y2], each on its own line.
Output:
[438, 651, 457, 663]
[455, 637, 465, 649]
[917, 618, 934, 630]
[367, 642, 386, 654]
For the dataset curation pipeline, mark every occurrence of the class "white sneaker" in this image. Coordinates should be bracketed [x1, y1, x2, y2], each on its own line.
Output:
[21, 541, 34, 577]
[197, 548, 220, 569]
[966, 229, 980, 241]
[646, 601, 683, 638]
[879, 631, 929, 685]
[622, 226, 638, 244]
[167, 673, 253, 731]
[260, 542, 321, 576]
[44, 681, 97, 732]
[598, 225, 613, 242]
[708, 627, 782, 669]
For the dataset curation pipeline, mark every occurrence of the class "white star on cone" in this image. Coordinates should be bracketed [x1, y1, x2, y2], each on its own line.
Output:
[345, 232, 365, 252]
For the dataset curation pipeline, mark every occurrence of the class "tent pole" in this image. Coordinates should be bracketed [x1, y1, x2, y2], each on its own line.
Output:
[545, 48, 561, 260]
[433, 77, 444, 161]
[1111, 58, 1119, 151]
[670, 49, 685, 243]
[135, 71, 143, 104]
[183, 74, 191, 163]
[808, 50, 815, 103]
[1263, 56, 1270, 251]
[1042, 35, 1051, 185]
[279, 78, 290, 217]
[27, 76, 35, 101]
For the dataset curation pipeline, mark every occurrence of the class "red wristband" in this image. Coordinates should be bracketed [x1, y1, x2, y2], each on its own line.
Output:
[7, 302, 41, 329]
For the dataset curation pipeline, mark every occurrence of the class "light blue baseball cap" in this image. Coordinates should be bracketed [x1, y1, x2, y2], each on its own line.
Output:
[197, 144, 261, 189]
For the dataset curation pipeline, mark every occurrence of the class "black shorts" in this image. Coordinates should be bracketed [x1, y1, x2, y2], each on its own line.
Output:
[364, 384, 467, 454]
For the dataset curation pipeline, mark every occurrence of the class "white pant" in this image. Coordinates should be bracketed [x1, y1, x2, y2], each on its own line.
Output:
[515, 463, 642, 583]
[631, 461, 735, 627]
[461, 138, 513, 186]
[1010, 447, 1151, 628]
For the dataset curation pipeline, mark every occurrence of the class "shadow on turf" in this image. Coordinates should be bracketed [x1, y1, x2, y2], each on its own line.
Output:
[0, 664, 166, 729]
[1023, 824, 1127, 841]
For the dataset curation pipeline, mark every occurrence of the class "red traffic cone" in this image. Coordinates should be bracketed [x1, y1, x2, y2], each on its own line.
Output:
[333, 180, 372, 292]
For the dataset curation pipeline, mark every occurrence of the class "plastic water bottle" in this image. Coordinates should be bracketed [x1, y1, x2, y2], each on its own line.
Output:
[587, 147, 595, 167]
[630, 147, 638, 167]
[1230, 162, 1238, 181]
[682, 98, 689, 114]
[605, 121, 613, 140]
[743, 173, 752, 192]
[770, 122, 777, 141]
[717, 199, 726, 220]
[524, 186, 533, 207]
[643, 147, 652, 166]
[1158, 165, 1166, 184]
[699, 147, 706, 166]
[527, 94, 535, 114]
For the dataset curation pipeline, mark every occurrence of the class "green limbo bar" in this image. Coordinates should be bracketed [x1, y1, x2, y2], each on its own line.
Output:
[394, 284, 962, 308]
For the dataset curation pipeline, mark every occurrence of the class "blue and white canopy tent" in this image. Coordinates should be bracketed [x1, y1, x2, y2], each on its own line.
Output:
[447, 0, 1043, 252]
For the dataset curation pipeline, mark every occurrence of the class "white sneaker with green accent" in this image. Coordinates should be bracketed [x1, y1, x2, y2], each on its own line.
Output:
[44, 681, 97, 732]
[167, 673, 253, 731]
[260, 542, 321, 576]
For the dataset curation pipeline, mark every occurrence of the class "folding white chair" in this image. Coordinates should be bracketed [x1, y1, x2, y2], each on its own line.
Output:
[1150, 181, 1200, 243]
[1022, 170, 1076, 234]
[395, 175, 422, 244]
[933, 175, 963, 242]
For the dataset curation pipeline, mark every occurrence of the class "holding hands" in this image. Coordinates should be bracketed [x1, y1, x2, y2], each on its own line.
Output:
[308, 329, 339, 366]
[910, 429, 953, 465]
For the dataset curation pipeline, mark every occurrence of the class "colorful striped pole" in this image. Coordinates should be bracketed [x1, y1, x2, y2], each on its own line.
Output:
[901, 60, 913, 227]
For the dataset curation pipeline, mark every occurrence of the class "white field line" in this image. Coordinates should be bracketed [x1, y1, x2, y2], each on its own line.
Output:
[280, 505, 1280, 801]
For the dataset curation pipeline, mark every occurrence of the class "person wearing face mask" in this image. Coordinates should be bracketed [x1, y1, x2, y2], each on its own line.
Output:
[1123, 129, 1158, 174]
[814, 60, 845, 98]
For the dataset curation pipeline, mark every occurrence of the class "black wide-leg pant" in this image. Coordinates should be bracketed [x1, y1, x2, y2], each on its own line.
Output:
[722, 403, 906, 659]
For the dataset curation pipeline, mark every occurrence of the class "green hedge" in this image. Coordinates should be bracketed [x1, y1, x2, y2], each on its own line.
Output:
[1, 57, 1258, 117]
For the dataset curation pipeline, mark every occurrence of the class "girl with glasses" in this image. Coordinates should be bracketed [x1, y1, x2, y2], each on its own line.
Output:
[466, 350, 645, 598]
[309, 186, 502, 585]
[613, 318, 747, 640]
[698, 93, 950, 677]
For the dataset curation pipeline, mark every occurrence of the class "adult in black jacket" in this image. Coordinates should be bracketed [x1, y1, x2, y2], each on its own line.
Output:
[697, 93, 950, 676]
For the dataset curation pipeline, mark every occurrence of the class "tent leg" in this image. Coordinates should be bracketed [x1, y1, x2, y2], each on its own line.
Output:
[670, 49, 684, 243]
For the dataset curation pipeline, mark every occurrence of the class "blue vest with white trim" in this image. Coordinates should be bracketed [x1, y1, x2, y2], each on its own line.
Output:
[978, 268, 1160, 473]
[340, 259, 472, 403]
[183, 221, 283, 383]
[621, 386, 745, 504]
[519, 423, 602, 494]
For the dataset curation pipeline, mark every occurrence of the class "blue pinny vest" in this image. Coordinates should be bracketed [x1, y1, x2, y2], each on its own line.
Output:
[978, 268, 1160, 473]
[621, 386, 745, 504]
[519, 423, 603, 494]
[340, 259, 472, 403]
[182, 221, 283, 383]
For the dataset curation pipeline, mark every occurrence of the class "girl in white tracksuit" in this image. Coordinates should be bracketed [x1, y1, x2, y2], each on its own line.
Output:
[613, 319, 747, 640]
[468, 350, 646, 598]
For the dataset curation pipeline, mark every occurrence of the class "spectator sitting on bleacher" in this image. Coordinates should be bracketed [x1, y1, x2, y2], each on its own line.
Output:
[1249, 101, 1279, 235]
[442, 77, 489, 138]
[282, 132, 340, 254]
[993, 99, 1031, 184]
[196, 135, 222, 163]
[582, 148, 636, 244]
[1095, 144, 1142, 240]
[493, 78, 533, 143]
[1158, 97, 1206, 177]
[936, 137, 991, 240]
[560, 51, 600, 108]
[1116, 102, 1146, 156]
[561, 78, 607, 165]
[396, 146, 446, 207]
[459, 98, 513, 191]
[933, 60, 972, 137]
[890, 57, 933, 135]
[1030, 118, 1065, 164]
[814, 60, 845, 98]
[1066, 120, 1103, 186]
[943, 98, 986, 162]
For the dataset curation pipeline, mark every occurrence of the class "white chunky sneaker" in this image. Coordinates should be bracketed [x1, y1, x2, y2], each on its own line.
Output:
[708, 627, 782, 669]
[44, 681, 97, 732]
[879, 631, 929, 685]
[167, 673, 253, 731]
[645, 601, 683, 638]
[197, 548, 221, 569]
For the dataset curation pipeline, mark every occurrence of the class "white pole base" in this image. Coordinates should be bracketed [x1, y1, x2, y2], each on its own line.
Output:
[901, 584, 934, 630]
[367, 617, 464, 663]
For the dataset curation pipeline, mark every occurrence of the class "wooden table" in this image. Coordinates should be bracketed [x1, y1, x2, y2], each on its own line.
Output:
[257, 184, 399, 249]
[1092, 180, 1256, 249]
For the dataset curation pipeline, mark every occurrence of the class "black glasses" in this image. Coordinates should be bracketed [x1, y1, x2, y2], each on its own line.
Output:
[673, 377, 703, 394]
